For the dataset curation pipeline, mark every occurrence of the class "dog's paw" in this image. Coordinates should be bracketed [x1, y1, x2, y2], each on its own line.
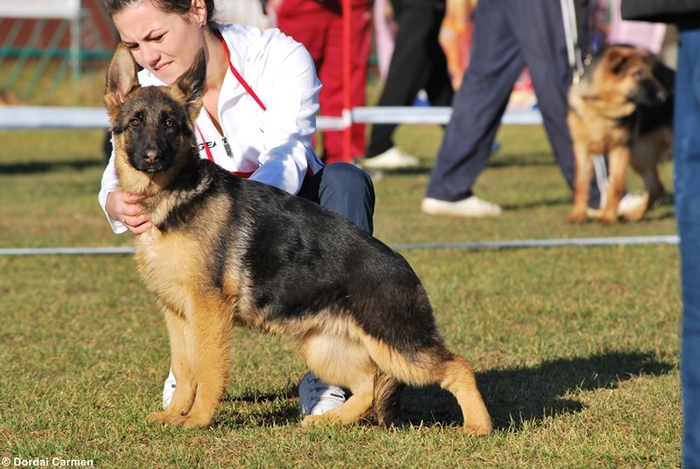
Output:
[147, 410, 182, 426]
[301, 415, 326, 427]
[598, 213, 618, 224]
[566, 211, 587, 223]
[460, 422, 493, 436]
[181, 414, 213, 429]
[621, 210, 646, 222]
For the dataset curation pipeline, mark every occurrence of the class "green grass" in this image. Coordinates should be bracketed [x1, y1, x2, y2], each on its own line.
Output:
[0, 74, 681, 468]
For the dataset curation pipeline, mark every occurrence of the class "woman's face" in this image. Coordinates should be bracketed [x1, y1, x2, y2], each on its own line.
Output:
[113, 0, 206, 85]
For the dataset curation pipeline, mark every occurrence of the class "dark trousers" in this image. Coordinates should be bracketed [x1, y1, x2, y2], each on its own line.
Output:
[365, 0, 454, 158]
[298, 162, 375, 234]
[425, 0, 602, 208]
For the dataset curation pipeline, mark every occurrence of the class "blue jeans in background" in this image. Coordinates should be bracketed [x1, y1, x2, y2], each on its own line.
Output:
[676, 23, 700, 469]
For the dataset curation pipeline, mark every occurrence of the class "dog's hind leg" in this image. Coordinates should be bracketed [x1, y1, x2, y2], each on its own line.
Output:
[438, 354, 492, 435]
[373, 369, 405, 427]
[300, 331, 375, 427]
[625, 131, 670, 221]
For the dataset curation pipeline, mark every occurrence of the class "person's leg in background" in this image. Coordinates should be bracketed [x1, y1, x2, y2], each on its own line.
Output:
[423, 2, 454, 109]
[674, 20, 700, 469]
[422, 0, 520, 216]
[320, 0, 373, 163]
[363, 0, 448, 168]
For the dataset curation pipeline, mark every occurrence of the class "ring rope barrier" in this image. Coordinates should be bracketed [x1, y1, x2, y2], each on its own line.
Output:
[0, 236, 679, 256]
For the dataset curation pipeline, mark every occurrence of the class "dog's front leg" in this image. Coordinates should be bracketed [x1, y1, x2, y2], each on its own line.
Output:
[176, 299, 233, 429]
[147, 307, 196, 425]
[600, 146, 630, 223]
[567, 140, 594, 223]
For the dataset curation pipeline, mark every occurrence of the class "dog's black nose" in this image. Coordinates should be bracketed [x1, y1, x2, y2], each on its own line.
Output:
[144, 149, 160, 164]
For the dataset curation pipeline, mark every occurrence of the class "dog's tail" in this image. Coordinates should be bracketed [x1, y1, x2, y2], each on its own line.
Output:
[368, 341, 492, 435]
[373, 368, 405, 427]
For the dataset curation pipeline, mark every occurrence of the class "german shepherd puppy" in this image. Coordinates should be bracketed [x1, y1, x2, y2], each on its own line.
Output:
[103, 44, 492, 435]
[566, 45, 674, 223]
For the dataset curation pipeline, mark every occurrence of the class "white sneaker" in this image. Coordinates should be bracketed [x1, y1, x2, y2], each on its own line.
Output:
[421, 196, 502, 217]
[362, 147, 419, 169]
[298, 372, 346, 416]
[618, 193, 645, 216]
[586, 193, 645, 218]
[162, 369, 177, 410]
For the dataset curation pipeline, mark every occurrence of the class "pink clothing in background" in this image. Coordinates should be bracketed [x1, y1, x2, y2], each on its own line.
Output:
[607, 0, 665, 53]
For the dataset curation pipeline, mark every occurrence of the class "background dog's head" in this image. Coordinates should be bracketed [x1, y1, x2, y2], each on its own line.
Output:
[104, 44, 206, 194]
[600, 45, 672, 106]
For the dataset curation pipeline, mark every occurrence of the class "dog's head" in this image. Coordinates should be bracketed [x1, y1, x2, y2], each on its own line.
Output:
[600, 45, 672, 106]
[104, 44, 206, 194]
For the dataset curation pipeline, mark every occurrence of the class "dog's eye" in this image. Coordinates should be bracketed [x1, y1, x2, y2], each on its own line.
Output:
[129, 118, 140, 128]
[633, 68, 647, 79]
[165, 119, 175, 128]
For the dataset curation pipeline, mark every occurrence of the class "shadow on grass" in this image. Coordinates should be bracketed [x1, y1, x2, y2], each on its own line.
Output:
[500, 196, 572, 211]
[487, 152, 558, 168]
[403, 350, 674, 432]
[217, 350, 674, 431]
[500, 191, 677, 215]
[0, 160, 104, 174]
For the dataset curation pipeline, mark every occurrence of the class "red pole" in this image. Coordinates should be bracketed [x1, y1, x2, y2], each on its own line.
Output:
[342, 0, 352, 162]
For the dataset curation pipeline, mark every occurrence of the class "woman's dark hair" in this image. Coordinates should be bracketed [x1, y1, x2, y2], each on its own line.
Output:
[103, 0, 216, 25]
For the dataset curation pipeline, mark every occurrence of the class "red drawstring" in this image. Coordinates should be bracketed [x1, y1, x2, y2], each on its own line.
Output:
[197, 29, 314, 181]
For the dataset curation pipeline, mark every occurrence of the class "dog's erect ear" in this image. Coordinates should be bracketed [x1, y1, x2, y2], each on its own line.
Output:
[175, 48, 206, 121]
[606, 47, 631, 75]
[104, 44, 140, 120]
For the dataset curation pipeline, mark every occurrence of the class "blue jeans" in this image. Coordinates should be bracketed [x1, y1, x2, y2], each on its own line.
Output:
[298, 162, 375, 235]
[676, 24, 700, 469]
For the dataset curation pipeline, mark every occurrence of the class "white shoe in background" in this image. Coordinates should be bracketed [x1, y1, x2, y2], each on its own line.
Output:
[362, 147, 419, 169]
[586, 193, 645, 218]
[421, 196, 503, 217]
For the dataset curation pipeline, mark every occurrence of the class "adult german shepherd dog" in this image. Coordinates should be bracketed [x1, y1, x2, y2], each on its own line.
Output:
[103, 44, 492, 434]
[566, 45, 674, 223]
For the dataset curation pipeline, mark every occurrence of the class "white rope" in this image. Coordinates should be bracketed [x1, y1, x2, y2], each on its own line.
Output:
[0, 106, 543, 130]
[0, 236, 678, 256]
[593, 154, 609, 207]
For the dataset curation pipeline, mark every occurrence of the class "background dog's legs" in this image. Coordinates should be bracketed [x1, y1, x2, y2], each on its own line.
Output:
[373, 369, 405, 427]
[147, 307, 196, 425]
[439, 355, 492, 436]
[567, 142, 594, 223]
[600, 147, 630, 223]
[626, 132, 670, 221]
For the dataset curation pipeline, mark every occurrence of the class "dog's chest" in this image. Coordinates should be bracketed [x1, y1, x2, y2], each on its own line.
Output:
[571, 111, 629, 154]
[134, 230, 210, 314]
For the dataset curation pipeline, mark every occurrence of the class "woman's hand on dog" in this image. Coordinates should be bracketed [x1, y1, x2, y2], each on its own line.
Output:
[106, 191, 153, 234]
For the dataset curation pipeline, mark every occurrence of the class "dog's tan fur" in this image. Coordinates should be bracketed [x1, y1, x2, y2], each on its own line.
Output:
[566, 45, 674, 223]
[104, 44, 492, 434]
